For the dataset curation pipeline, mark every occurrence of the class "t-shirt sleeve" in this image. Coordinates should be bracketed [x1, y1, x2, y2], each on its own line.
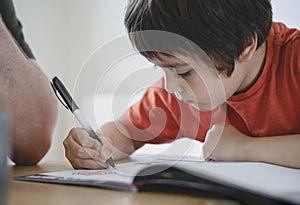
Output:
[0, 0, 35, 59]
[120, 78, 182, 144]
[120, 78, 214, 144]
[288, 29, 300, 79]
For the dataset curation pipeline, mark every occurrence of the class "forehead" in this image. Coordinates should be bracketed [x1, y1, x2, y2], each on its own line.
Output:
[148, 53, 188, 68]
[148, 52, 221, 79]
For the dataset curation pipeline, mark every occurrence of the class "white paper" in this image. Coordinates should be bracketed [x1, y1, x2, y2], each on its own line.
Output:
[26, 157, 300, 204]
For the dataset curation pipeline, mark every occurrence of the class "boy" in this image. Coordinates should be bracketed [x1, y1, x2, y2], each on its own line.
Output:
[63, 0, 300, 169]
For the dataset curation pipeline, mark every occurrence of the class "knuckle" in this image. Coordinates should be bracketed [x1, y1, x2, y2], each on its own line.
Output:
[80, 159, 96, 169]
[69, 127, 84, 137]
[69, 128, 78, 136]
[88, 149, 101, 159]
[77, 148, 87, 158]
[74, 159, 86, 169]
[63, 138, 69, 148]
[64, 151, 70, 159]
[79, 137, 90, 146]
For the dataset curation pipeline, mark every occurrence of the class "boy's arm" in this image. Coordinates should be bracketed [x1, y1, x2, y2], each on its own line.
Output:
[203, 124, 300, 168]
[63, 121, 142, 169]
[100, 121, 144, 160]
[243, 134, 300, 168]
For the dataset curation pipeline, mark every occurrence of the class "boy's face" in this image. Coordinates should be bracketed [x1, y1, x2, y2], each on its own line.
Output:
[149, 53, 245, 111]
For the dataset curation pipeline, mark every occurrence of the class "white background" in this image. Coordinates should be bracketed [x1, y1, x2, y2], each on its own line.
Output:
[12, 0, 300, 161]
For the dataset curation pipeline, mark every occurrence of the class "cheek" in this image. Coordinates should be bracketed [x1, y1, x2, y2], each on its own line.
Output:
[219, 77, 239, 99]
[184, 76, 228, 105]
[184, 77, 211, 101]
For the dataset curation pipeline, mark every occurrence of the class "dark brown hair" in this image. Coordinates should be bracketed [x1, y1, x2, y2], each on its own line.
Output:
[124, 0, 272, 76]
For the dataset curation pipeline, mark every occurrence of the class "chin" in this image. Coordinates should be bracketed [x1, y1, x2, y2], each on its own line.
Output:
[189, 101, 221, 112]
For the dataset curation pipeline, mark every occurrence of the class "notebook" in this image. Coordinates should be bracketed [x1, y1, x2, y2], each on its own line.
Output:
[15, 155, 300, 205]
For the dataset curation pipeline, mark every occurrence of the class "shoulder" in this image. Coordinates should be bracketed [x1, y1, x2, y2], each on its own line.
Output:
[0, 0, 35, 59]
[268, 22, 300, 75]
[270, 22, 300, 48]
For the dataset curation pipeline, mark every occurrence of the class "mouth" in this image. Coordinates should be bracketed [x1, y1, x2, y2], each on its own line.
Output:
[185, 100, 200, 108]
[184, 100, 215, 111]
[173, 94, 214, 111]
[185, 100, 195, 104]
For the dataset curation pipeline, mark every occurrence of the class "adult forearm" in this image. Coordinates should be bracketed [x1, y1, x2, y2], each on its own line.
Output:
[0, 18, 58, 165]
[245, 134, 300, 168]
[1, 62, 58, 165]
[11, 64, 58, 165]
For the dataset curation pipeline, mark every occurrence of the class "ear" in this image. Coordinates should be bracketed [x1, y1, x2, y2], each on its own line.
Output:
[238, 35, 258, 63]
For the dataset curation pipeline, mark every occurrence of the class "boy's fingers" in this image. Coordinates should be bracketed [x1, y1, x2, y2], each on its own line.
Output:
[64, 131, 91, 159]
[65, 135, 108, 162]
[101, 145, 113, 161]
[70, 128, 102, 151]
[64, 127, 114, 169]
[68, 154, 107, 169]
[202, 124, 224, 160]
[64, 141, 108, 169]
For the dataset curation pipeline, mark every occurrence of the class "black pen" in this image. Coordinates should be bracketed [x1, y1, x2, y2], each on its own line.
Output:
[51, 76, 116, 169]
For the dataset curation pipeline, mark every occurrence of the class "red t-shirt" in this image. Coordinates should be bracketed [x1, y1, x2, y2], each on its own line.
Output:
[120, 22, 300, 144]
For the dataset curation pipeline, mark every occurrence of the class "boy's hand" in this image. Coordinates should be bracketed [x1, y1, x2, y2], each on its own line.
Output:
[63, 128, 113, 169]
[203, 124, 251, 162]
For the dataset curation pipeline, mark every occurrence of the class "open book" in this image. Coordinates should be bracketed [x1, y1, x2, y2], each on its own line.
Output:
[15, 156, 300, 205]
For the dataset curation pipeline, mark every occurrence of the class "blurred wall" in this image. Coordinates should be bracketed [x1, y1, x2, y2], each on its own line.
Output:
[12, 0, 300, 161]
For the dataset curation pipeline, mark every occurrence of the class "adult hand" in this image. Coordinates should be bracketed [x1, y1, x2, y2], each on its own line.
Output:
[63, 128, 113, 169]
[203, 124, 251, 162]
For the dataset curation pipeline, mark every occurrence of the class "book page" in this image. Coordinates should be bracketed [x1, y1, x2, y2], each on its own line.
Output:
[131, 138, 204, 161]
[175, 161, 300, 204]
[16, 157, 300, 204]
[31, 160, 169, 185]
[23, 157, 200, 185]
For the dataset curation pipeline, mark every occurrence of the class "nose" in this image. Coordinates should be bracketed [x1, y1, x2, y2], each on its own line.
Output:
[164, 79, 184, 94]
[163, 69, 184, 94]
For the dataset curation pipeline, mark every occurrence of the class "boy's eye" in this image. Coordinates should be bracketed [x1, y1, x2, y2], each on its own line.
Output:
[177, 71, 191, 78]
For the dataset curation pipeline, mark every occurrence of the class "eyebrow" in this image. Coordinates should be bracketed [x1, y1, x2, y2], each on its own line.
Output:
[158, 63, 188, 68]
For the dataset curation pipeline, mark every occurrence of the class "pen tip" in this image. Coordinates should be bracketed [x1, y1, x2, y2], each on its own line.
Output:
[106, 157, 116, 169]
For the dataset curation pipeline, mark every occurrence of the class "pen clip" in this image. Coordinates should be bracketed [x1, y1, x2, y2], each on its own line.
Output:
[50, 81, 69, 110]
[51, 76, 79, 112]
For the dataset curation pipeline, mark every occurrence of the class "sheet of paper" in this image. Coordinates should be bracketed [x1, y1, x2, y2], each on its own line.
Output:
[22, 157, 300, 204]
[131, 137, 204, 160]
[36, 160, 168, 185]
[176, 161, 300, 204]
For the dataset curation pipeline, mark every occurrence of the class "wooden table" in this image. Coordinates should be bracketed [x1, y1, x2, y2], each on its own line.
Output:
[7, 160, 239, 205]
